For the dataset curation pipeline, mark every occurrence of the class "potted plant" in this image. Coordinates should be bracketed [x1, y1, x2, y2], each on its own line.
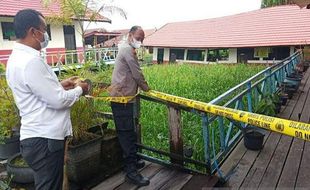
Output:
[60, 64, 120, 183]
[254, 94, 276, 116]
[88, 123, 123, 177]
[6, 153, 34, 184]
[278, 91, 289, 106]
[66, 97, 104, 184]
[243, 128, 265, 150]
[0, 76, 21, 160]
[271, 93, 282, 114]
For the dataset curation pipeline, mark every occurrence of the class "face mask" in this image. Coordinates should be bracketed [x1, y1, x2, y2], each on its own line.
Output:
[40, 32, 49, 49]
[35, 30, 49, 49]
[131, 37, 142, 49]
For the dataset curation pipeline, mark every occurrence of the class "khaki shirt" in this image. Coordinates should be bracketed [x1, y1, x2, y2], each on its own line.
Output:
[109, 43, 149, 100]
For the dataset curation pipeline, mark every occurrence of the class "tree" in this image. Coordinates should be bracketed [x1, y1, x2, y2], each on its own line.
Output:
[261, 0, 294, 8]
[44, 0, 127, 51]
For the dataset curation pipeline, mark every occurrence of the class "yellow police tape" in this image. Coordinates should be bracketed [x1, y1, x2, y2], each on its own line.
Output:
[144, 90, 310, 141]
[85, 95, 136, 103]
[86, 90, 310, 141]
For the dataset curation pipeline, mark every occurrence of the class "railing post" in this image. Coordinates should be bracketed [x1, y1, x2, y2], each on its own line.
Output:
[202, 114, 211, 173]
[217, 117, 226, 151]
[134, 96, 141, 146]
[167, 105, 183, 166]
[57, 52, 61, 76]
[247, 82, 253, 112]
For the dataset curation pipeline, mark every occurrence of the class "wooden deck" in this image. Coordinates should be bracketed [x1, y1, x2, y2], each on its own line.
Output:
[220, 68, 310, 189]
[92, 162, 218, 190]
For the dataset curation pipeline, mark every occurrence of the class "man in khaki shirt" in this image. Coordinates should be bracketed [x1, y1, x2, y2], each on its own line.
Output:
[110, 26, 150, 186]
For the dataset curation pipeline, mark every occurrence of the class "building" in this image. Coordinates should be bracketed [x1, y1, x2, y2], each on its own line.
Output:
[144, 5, 310, 64]
[0, 0, 111, 64]
[84, 28, 122, 47]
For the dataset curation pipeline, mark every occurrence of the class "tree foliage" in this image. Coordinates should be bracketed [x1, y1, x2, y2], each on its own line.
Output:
[261, 0, 294, 8]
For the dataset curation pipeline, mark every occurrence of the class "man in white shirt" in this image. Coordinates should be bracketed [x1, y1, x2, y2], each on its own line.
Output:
[6, 9, 88, 190]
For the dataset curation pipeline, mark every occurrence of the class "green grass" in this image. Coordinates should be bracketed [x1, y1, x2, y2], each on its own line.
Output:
[92, 63, 265, 169]
[139, 63, 265, 166]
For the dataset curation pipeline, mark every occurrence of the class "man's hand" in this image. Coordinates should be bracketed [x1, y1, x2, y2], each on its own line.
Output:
[61, 76, 80, 90]
[75, 81, 89, 95]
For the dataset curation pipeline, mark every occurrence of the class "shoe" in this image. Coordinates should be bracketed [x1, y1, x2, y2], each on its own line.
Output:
[136, 160, 145, 170]
[125, 171, 150, 187]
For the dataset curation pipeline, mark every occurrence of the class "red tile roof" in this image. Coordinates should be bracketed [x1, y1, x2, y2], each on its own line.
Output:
[84, 28, 121, 38]
[0, 0, 110, 22]
[144, 5, 310, 48]
[104, 28, 157, 47]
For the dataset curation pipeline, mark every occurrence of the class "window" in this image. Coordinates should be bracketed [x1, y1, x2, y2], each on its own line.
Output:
[170, 49, 185, 60]
[207, 49, 229, 62]
[187, 50, 205, 61]
[1, 22, 15, 40]
[253, 47, 290, 60]
[1, 22, 51, 41]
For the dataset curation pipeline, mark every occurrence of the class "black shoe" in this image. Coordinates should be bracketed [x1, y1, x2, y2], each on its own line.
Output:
[136, 160, 145, 170]
[125, 171, 150, 187]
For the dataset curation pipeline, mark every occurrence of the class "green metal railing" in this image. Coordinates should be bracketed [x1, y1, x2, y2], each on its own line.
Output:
[133, 51, 302, 175]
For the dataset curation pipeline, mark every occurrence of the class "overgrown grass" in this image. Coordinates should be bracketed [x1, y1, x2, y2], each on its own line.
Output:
[139, 64, 265, 166]
[92, 63, 265, 169]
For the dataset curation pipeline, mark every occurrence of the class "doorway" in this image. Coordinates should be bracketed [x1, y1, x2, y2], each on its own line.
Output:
[63, 25, 77, 50]
[157, 48, 164, 64]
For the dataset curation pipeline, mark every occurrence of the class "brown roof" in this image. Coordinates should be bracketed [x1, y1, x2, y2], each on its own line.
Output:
[0, 0, 111, 23]
[84, 28, 121, 38]
[144, 5, 310, 48]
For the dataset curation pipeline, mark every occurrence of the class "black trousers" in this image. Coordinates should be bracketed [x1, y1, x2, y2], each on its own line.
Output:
[111, 102, 138, 173]
[20, 137, 65, 190]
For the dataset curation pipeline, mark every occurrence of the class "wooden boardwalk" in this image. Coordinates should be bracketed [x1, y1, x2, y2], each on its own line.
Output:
[92, 162, 218, 190]
[220, 68, 310, 189]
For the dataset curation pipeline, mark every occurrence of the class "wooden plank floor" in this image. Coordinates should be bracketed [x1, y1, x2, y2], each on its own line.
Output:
[93, 162, 218, 190]
[220, 68, 310, 189]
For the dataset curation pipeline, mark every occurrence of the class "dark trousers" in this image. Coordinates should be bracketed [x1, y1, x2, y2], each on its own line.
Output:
[20, 137, 65, 190]
[111, 102, 138, 173]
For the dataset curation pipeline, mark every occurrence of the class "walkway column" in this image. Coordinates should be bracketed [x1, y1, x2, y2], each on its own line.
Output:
[163, 48, 170, 63]
[153, 47, 158, 63]
[290, 46, 295, 56]
[204, 49, 208, 63]
[184, 49, 188, 61]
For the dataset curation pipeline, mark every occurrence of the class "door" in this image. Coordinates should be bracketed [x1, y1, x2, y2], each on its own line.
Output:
[237, 48, 254, 63]
[157, 48, 164, 64]
[63, 25, 77, 50]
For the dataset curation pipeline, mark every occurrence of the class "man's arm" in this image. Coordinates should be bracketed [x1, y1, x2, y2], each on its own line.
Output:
[125, 48, 150, 91]
[24, 58, 83, 109]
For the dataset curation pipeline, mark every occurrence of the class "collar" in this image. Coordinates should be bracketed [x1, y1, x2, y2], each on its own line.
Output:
[14, 42, 41, 57]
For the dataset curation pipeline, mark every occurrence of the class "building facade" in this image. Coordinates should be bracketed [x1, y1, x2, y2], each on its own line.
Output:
[144, 5, 310, 64]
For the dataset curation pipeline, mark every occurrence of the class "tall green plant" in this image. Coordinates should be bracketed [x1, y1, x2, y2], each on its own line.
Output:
[59, 64, 109, 142]
[261, 0, 293, 8]
[0, 77, 20, 142]
[0, 64, 5, 74]
[70, 97, 103, 142]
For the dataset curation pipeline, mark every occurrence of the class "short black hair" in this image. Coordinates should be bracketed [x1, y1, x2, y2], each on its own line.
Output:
[14, 9, 44, 39]
[129, 26, 142, 33]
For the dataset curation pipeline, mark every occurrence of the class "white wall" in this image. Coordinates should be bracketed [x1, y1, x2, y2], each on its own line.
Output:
[153, 47, 158, 61]
[74, 21, 83, 48]
[48, 24, 65, 48]
[0, 18, 83, 52]
[229, 48, 237, 63]
[163, 48, 170, 62]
